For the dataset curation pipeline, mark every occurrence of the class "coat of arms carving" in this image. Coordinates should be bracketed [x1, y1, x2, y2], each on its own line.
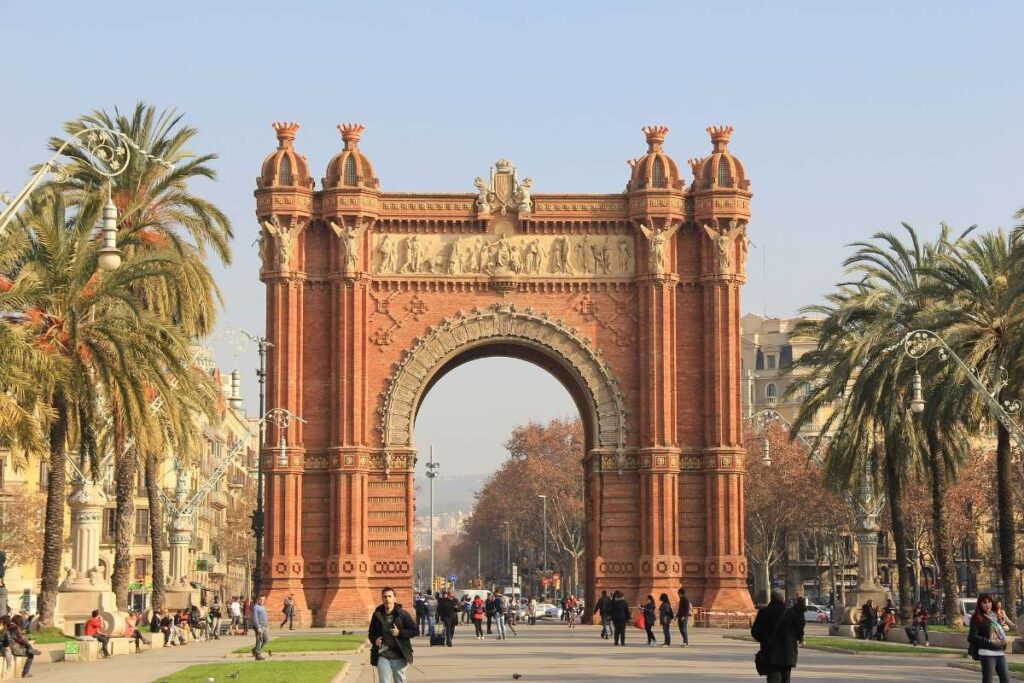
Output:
[473, 159, 533, 215]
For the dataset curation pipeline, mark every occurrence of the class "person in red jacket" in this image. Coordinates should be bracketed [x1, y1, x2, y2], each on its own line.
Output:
[84, 610, 111, 658]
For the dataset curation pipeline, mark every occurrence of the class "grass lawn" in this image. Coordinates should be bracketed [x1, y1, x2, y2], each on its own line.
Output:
[28, 627, 74, 644]
[153, 660, 345, 683]
[803, 636, 963, 655]
[230, 633, 364, 654]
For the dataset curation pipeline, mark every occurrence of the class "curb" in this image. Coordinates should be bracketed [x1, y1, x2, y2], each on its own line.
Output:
[226, 644, 366, 659]
[947, 661, 1024, 681]
[328, 661, 350, 683]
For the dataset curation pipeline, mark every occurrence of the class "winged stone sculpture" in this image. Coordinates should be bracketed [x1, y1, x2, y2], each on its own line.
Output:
[637, 221, 680, 274]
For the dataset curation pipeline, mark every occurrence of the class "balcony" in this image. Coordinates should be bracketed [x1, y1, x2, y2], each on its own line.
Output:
[0, 481, 28, 502]
[209, 489, 229, 510]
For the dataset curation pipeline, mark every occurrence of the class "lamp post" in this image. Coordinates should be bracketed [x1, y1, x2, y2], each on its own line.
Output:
[501, 521, 512, 580]
[538, 495, 548, 597]
[425, 447, 440, 591]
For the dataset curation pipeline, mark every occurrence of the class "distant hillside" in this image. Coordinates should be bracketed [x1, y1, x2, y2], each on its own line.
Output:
[414, 472, 488, 516]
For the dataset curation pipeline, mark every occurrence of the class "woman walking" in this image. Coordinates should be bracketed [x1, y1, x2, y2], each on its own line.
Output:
[471, 595, 485, 639]
[968, 593, 1009, 683]
[658, 594, 674, 647]
[642, 595, 657, 646]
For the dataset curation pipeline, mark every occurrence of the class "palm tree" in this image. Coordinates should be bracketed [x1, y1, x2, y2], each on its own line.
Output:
[927, 229, 1024, 612]
[50, 104, 233, 608]
[7, 189, 206, 624]
[792, 225, 940, 622]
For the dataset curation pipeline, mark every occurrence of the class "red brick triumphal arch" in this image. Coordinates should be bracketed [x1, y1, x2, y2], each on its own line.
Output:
[255, 122, 754, 625]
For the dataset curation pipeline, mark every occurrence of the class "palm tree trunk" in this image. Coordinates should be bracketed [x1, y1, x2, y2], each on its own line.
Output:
[884, 433, 914, 623]
[145, 451, 165, 610]
[38, 392, 68, 626]
[925, 425, 959, 626]
[111, 447, 138, 609]
[996, 424, 1018, 610]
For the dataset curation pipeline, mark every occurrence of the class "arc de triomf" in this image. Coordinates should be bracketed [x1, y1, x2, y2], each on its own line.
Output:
[255, 121, 753, 625]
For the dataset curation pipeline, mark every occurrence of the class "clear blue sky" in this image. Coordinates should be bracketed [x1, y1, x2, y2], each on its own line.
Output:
[5, 1, 1022, 474]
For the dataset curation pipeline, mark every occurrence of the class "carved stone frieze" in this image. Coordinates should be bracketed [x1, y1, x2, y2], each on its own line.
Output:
[378, 304, 627, 460]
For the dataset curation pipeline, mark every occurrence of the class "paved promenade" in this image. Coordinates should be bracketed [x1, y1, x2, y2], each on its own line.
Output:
[346, 622, 985, 683]
[19, 621, 995, 682]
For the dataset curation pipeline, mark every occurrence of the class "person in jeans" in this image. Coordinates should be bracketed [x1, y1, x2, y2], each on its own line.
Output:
[368, 587, 418, 683]
[676, 587, 691, 647]
[280, 594, 295, 630]
[85, 610, 112, 658]
[658, 593, 674, 647]
[969, 593, 1009, 683]
[1, 615, 16, 676]
[251, 596, 269, 660]
[209, 598, 223, 639]
[906, 602, 930, 646]
[493, 594, 507, 640]
[425, 591, 438, 638]
[7, 615, 34, 678]
[593, 590, 611, 640]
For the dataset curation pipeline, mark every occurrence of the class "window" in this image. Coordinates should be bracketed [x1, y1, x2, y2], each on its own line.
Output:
[0, 456, 5, 490]
[278, 155, 293, 185]
[766, 383, 778, 405]
[39, 461, 49, 491]
[766, 355, 776, 370]
[135, 508, 150, 543]
[755, 349, 764, 370]
[134, 557, 148, 581]
[780, 345, 794, 368]
[797, 381, 811, 399]
[343, 156, 357, 185]
[103, 508, 116, 542]
[651, 157, 666, 188]
[717, 157, 730, 186]
[137, 469, 146, 496]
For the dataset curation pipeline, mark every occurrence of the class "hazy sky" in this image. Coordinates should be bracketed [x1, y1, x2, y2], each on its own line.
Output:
[5, 1, 1022, 475]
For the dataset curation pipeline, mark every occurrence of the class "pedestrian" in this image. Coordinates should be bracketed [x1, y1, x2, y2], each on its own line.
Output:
[209, 597, 223, 639]
[280, 594, 295, 630]
[905, 601, 930, 646]
[494, 593, 507, 640]
[85, 609, 112, 658]
[368, 586, 418, 683]
[528, 596, 537, 626]
[460, 595, 470, 624]
[436, 589, 458, 647]
[968, 593, 1009, 683]
[858, 600, 876, 640]
[414, 593, 426, 636]
[425, 590, 438, 638]
[676, 587, 691, 647]
[471, 594, 485, 639]
[485, 593, 496, 634]
[6, 614, 36, 678]
[1, 615, 14, 677]
[229, 596, 243, 635]
[751, 589, 804, 683]
[876, 606, 895, 640]
[124, 611, 150, 652]
[658, 593, 674, 647]
[252, 596, 270, 660]
[642, 595, 657, 646]
[609, 590, 630, 646]
[594, 590, 611, 639]
[243, 598, 253, 635]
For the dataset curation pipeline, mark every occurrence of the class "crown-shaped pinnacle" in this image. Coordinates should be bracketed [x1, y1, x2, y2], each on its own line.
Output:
[707, 125, 734, 151]
[272, 121, 300, 147]
[642, 125, 669, 151]
[338, 123, 365, 150]
[687, 157, 706, 176]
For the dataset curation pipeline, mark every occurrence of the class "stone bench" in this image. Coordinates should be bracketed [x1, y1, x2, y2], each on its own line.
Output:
[62, 636, 148, 661]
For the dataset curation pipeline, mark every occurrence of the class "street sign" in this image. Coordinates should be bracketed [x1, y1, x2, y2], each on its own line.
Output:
[512, 563, 518, 585]
[449, 575, 457, 583]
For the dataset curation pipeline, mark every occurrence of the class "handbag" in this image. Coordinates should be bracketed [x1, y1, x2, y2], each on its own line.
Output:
[754, 609, 789, 676]
[633, 610, 645, 630]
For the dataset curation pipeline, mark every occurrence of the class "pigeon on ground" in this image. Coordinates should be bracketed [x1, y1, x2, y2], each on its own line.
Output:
[229, 672, 241, 680]
[512, 675, 524, 680]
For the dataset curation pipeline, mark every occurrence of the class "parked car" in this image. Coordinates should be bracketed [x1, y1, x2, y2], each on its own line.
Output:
[958, 598, 977, 627]
[534, 602, 561, 619]
[803, 604, 831, 623]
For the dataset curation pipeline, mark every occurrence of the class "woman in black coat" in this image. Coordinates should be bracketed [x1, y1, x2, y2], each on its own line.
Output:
[968, 593, 1009, 683]
[751, 590, 804, 683]
[642, 595, 657, 646]
[436, 590, 459, 647]
[658, 593, 674, 647]
[608, 591, 630, 646]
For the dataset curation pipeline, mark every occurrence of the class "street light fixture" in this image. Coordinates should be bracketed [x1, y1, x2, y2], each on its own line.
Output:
[426, 447, 440, 591]
[537, 494, 548, 579]
[501, 521, 512, 580]
[96, 194, 122, 272]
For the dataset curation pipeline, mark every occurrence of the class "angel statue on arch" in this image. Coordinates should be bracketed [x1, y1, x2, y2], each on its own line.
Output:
[261, 215, 299, 270]
[636, 221, 680, 275]
[330, 219, 370, 273]
[702, 220, 746, 273]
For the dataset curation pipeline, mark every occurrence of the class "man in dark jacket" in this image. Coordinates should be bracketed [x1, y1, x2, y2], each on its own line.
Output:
[368, 587, 419, 682]
[593, 590, 611, 639]
[676, 587, 692, 647]
[436, 590, 459, 647]
[608, 590, 631, 646]
[751, 589, 804, 683]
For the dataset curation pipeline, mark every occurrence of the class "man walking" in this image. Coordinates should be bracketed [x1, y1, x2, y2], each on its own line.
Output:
[609, 591, 630, 646]
[751, 589, 804, 683]
[252, 596, 270, 660]
[436, 589, 458, 647]
[368, 587, 418, 683]
[485, 593, 496, 634]
[229, 596, 243, 635]
[425, 590, 438, 638]
[494, 593, 507, 640]
[676, 587, 691, 647]
[209, 597, 223, 639]
[594, 590, 611, 639]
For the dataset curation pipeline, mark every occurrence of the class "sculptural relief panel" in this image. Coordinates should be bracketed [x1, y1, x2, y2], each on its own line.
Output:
[372, 232, 634, 277]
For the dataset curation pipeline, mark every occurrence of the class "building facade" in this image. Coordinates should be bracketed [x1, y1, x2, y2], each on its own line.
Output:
[256, 122, 755, 624]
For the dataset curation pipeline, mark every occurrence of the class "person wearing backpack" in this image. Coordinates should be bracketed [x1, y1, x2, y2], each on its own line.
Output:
[968, 593, 1009, 683]
[471, 595, 485, 639]
[751, 589, 804, 683]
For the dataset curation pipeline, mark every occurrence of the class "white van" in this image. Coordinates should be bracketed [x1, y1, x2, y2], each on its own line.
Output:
[958, 597, 977, 627]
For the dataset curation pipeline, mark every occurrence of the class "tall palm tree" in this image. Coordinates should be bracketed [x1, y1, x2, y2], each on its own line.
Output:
[928, 229, 1024, 612]
[51, 104, 233, 608]
[7, 189, 205, 624]
[792, 225, 940, 621]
